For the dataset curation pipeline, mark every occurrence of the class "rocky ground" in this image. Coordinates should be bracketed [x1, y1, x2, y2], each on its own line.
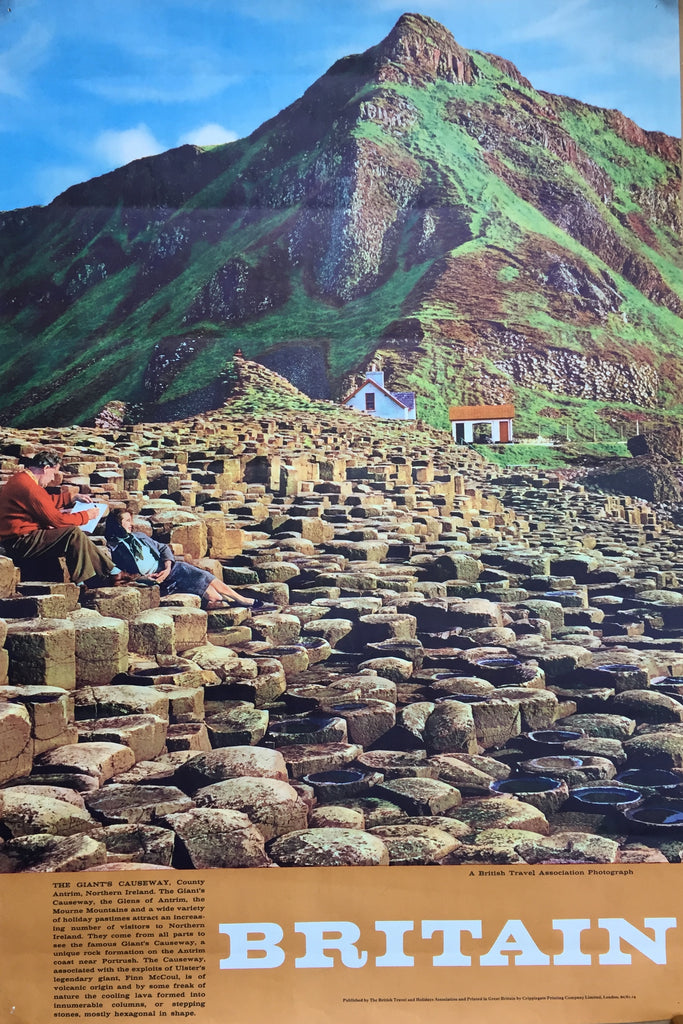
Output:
[2, 371, 683, 872]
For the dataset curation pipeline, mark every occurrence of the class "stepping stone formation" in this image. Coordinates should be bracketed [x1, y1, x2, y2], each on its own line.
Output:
[1, 380, 683, 869]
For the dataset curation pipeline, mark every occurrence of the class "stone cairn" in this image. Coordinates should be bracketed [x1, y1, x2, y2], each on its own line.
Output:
[2, 392, 683, 871]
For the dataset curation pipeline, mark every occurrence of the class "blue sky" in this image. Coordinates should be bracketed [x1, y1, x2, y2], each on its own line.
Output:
[0, 0, 679, 212]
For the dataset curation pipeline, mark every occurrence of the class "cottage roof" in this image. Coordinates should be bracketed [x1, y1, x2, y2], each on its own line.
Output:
[449, 403, 515, 421]
[343, 378, 410, 410]
[392, 391, 416, 411]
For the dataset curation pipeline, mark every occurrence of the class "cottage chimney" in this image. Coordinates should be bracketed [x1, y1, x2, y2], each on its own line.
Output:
[366, 366, 385, 388]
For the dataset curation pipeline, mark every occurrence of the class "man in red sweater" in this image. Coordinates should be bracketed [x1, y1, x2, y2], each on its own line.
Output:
[0, 450, 124, 585]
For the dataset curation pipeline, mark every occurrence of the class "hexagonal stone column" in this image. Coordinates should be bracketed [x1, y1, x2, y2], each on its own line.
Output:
[128, 609, 176, 657]
[269, 828, 389, 866]
[1, 685, 75, 755]
[194, 777, 308, 840]
[37, 741, 136, 784]
[0, 788, 97, 838]
[162, 607, 207, 651]
[70, 609, 129, 685]
[425, 700, 478, 755]
[159, 807, 270, 868]
[0, 556, 19, 598]
[6, 618, 76, 689]
[80, 586, 143, 621]
[76, 714, 168, 761]
[0, 702, 33, 783]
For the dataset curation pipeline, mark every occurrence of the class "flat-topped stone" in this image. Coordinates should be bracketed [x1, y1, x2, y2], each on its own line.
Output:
[0, 787, 97, 837]
[194, 777, 308, 840]
[85, 783, 194, 824]
[158, 806, 270, 868]
[36, 741, 135, 784]
[269, 828, 390, 867]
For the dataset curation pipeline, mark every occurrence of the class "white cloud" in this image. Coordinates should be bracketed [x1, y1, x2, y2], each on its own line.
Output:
[177, 122, 238, 147]
[505, 0, 596, 44]
[80, 70, 240, 104]
[500, 0, 682, 95]
[93, 124, 165, 167]
[623, 33, 681, 78]
[0, 22, 52, 98]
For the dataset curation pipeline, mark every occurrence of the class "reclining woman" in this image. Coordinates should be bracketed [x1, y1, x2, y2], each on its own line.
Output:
[104, 509, 270, 611]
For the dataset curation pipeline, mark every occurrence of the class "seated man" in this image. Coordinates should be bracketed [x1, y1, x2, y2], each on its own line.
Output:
[0, 450, 129, 586]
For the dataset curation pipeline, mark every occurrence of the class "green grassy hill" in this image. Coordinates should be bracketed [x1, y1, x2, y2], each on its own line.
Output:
[0, 13, 680, 435]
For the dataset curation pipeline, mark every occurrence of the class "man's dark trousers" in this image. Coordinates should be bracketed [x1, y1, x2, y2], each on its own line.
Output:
[4, 527, 115, 583]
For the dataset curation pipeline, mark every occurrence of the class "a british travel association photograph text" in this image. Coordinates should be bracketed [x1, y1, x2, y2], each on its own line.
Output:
[0, 0, 682, 1022]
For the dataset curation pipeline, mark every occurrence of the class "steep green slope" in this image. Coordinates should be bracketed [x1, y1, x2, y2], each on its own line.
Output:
[0, 13, 680, 435]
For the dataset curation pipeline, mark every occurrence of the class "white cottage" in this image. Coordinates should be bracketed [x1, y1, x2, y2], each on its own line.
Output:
[343, 368, 416, 420]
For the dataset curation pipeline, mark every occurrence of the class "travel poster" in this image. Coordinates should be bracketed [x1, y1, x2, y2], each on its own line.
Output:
[0, 1, 682, 1022]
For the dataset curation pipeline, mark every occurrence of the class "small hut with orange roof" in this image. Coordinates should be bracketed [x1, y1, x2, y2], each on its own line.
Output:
[449, 403, 515, 443]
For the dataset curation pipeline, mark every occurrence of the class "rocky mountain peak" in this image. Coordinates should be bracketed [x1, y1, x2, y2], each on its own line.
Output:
[0, 13, 681, 436]
[373, 11, 476, 86]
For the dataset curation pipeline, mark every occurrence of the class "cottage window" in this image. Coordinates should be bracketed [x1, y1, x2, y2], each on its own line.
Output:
[365, 392, 376, 411]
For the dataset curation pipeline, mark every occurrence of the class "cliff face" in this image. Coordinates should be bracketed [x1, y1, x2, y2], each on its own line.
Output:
[0, 12, 681, 436]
